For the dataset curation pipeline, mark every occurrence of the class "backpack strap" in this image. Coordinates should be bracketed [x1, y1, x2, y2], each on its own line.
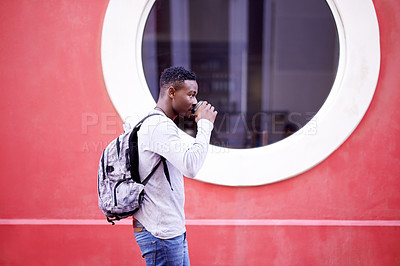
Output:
[129, 128, 140, 183]
[116, 136, 120, 157]
[128, 114, 160, 183]
[141, 158, 163, 186]
[128, 114, 172, 190]
[161, 157, 173, 191]
[100, 149, 106, 180]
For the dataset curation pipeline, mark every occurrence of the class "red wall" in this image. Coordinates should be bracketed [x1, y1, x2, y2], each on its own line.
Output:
[0, 0, 399, 265]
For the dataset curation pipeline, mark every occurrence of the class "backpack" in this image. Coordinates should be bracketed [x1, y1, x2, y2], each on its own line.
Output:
[97, 113, 171, 225]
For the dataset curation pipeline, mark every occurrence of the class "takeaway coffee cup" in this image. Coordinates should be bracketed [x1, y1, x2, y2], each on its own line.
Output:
[192, 101, 204, 117]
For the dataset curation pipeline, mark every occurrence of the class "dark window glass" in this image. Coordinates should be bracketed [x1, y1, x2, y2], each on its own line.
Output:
[142, 0, 339, 148]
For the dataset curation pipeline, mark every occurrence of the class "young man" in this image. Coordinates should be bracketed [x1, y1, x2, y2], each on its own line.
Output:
[133, 66, 217, 265]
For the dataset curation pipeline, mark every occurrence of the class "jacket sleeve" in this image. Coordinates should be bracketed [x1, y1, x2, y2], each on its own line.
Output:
[147, 118, 214, 178]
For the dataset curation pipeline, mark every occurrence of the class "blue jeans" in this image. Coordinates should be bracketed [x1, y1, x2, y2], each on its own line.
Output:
[134, 228, 190, 266]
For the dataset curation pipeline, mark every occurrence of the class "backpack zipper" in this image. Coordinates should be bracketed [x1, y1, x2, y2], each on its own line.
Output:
[113, 175, 127, 206]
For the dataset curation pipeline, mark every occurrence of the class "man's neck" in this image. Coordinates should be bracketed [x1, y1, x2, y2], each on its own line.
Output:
[155, 103, 177, 120]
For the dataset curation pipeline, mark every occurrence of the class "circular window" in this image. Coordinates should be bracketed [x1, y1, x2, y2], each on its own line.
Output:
[142, 0, 339, 149]
[101, 0, 380, 186]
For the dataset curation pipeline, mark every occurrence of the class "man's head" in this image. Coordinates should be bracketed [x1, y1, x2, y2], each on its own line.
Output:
[158, 66, 199, 119]
[159, 66, 196, 95]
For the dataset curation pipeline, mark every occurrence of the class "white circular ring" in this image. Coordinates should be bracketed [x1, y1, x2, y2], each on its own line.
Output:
[101, 0, 380, 186]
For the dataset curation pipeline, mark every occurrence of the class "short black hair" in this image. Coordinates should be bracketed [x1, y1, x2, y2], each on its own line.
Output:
[159, 66, 196, 90]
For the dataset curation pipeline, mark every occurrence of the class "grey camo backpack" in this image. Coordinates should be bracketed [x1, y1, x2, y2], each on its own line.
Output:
[97, 114, 171, 224]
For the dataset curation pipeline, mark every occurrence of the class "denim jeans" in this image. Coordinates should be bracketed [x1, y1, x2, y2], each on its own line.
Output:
[134, 228, 190, 266]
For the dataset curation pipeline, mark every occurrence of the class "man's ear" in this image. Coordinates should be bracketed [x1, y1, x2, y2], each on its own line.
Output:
[168, 87, 176, 99]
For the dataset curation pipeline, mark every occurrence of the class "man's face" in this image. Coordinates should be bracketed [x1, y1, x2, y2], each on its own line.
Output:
[171, 80, 198, 118]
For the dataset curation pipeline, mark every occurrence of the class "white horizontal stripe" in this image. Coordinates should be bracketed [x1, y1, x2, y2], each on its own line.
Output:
[0, 219, 399, 226]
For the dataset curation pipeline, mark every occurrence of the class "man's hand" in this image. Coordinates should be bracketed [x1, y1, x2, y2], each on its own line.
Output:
[195, 101, 217, 124]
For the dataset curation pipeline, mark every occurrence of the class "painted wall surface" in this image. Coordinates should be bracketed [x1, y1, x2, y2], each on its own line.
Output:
[0, 0, 399, 265]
